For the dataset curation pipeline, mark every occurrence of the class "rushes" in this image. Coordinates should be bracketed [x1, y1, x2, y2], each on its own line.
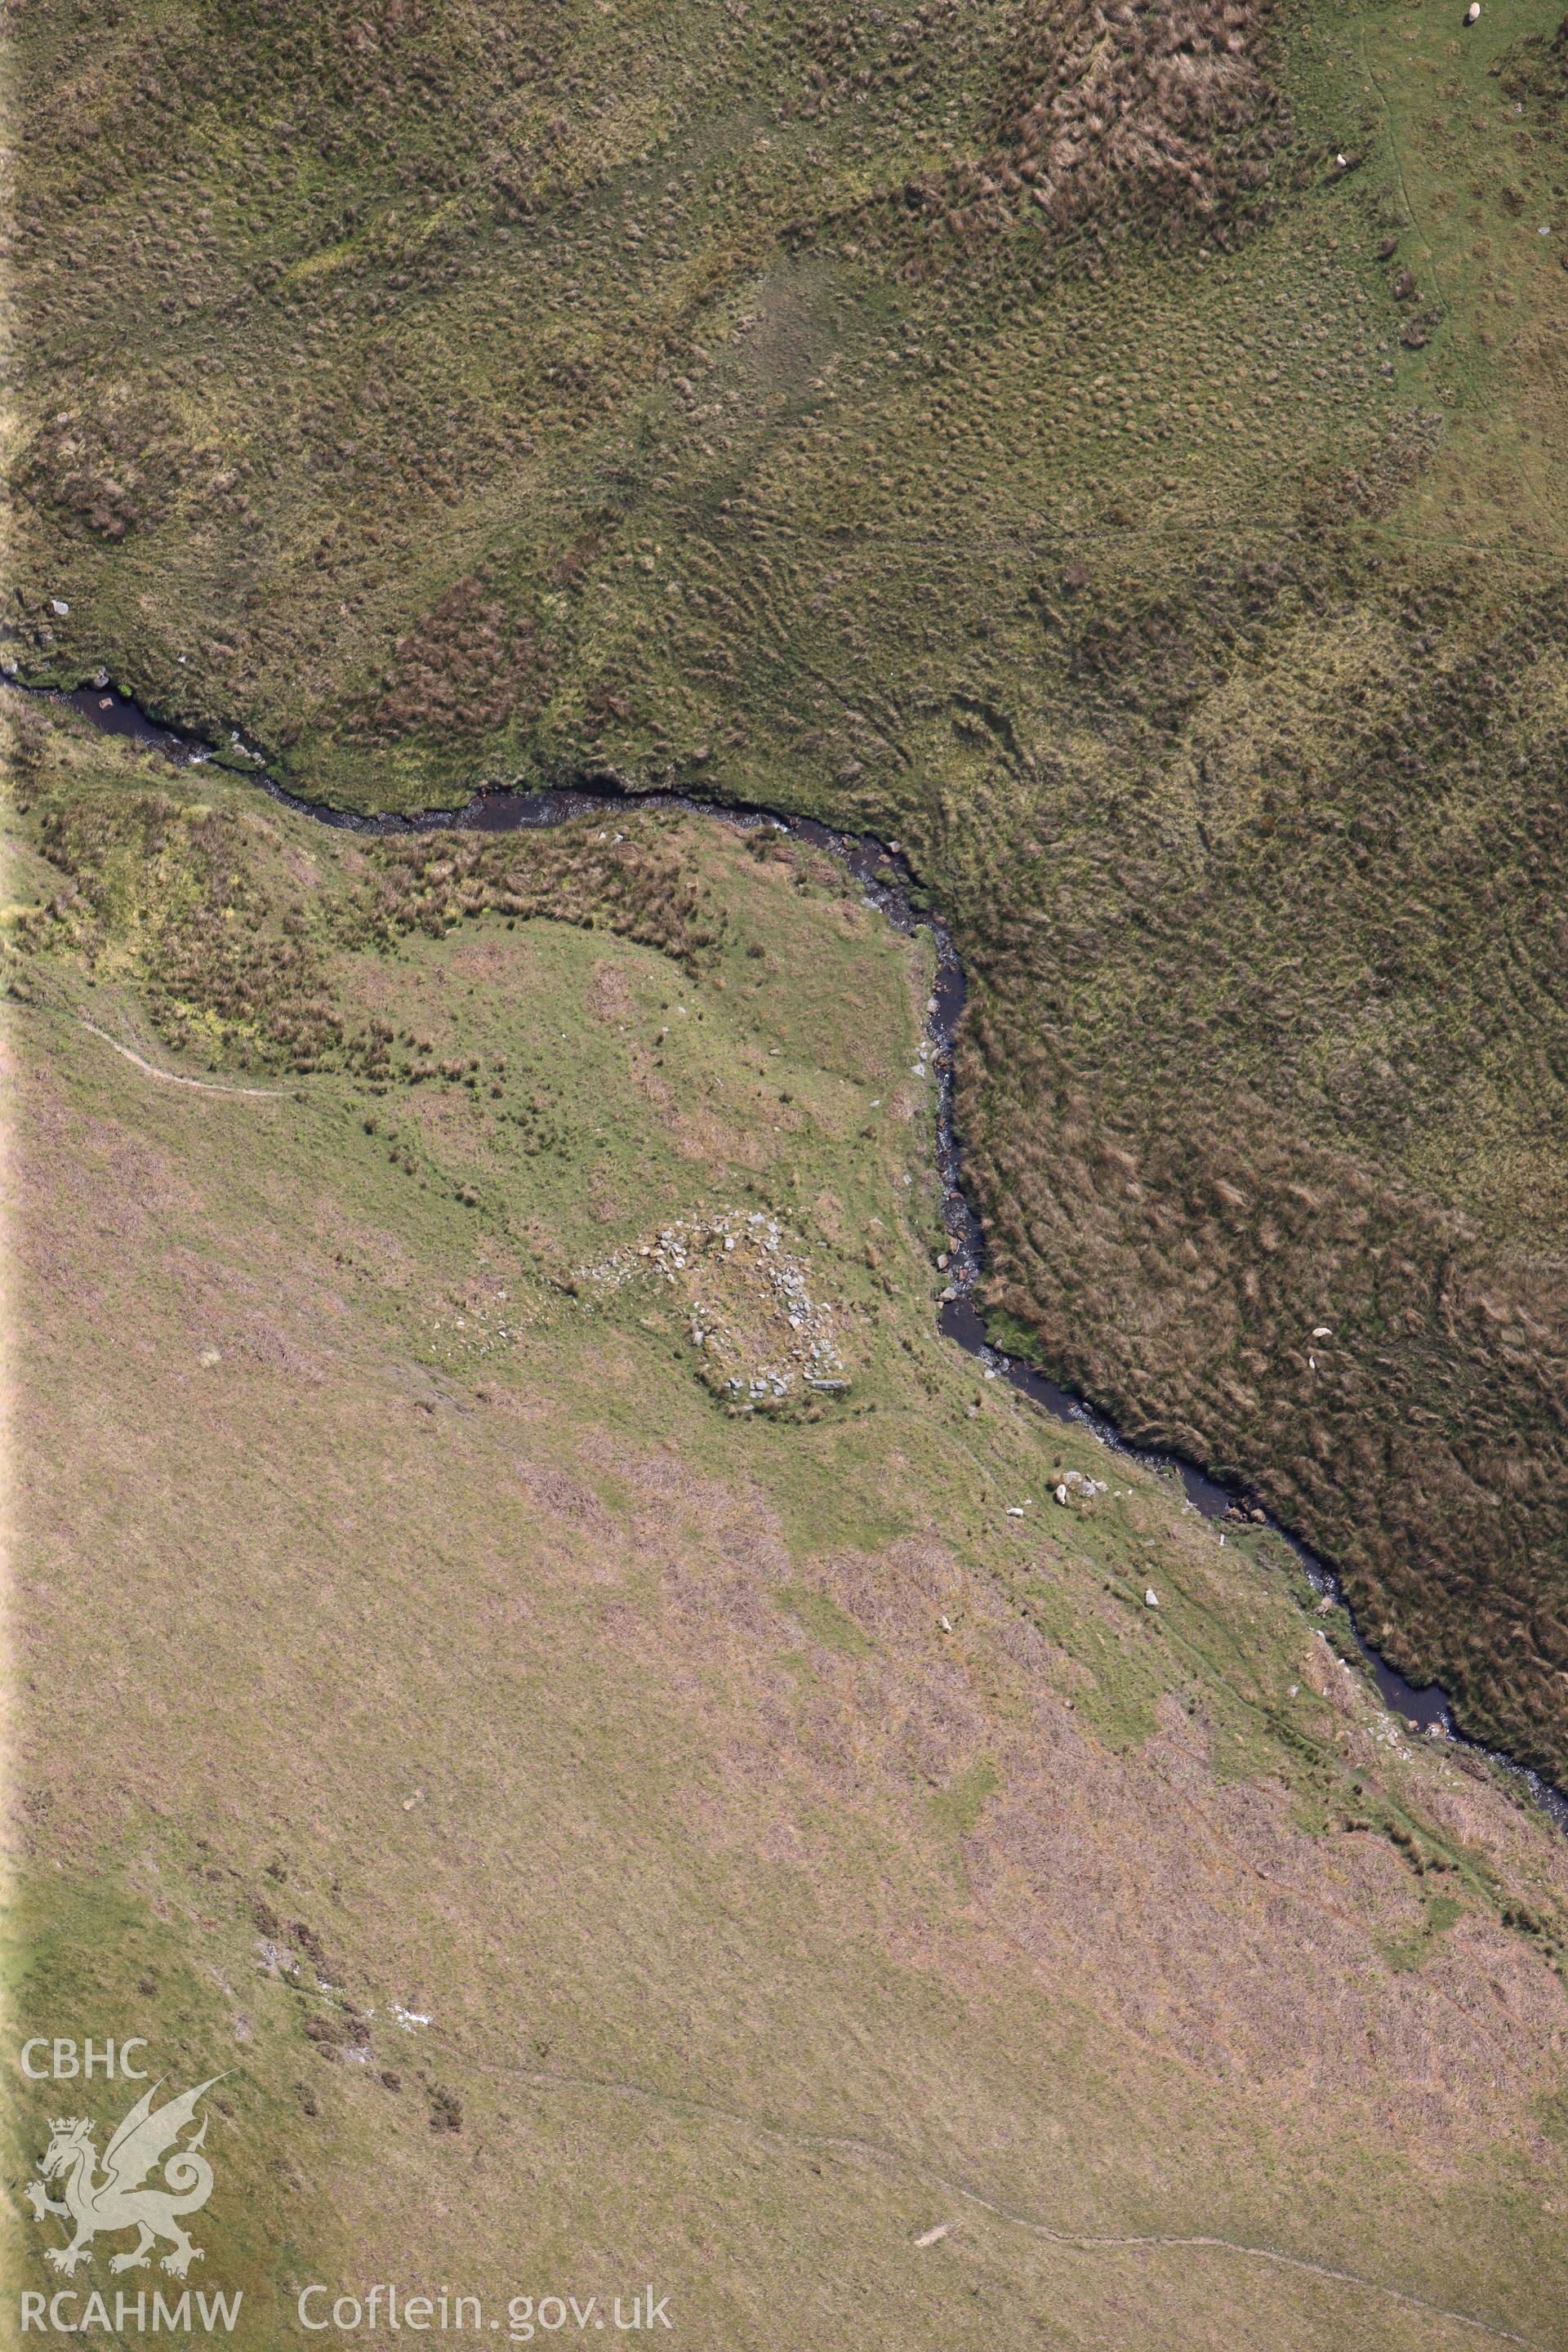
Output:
[940, 0, 1285, 255]
[16, 752, 725, 1084]
[357, 576, 548, 744]
[359, 827, 725, 969]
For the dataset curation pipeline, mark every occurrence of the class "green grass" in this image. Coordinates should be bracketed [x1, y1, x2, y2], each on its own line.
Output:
[0, 1880, 351, 2323]
[774, 1584, 874, 1655]
[929, 1759, 1001, 1840]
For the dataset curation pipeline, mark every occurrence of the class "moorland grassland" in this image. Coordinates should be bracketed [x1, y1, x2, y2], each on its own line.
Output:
[5, 699, 1568, 2345]
[8, 0, 1568, 1776]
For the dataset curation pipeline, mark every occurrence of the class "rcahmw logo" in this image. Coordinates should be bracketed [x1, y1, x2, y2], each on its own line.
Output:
[16, 2058, 242, 2336]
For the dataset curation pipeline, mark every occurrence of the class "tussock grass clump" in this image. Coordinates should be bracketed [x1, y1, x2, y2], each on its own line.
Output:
[16, 391, 190, 541]
[20, 787, 351, 1073]
[952, 571, 1568, 1780]
[1502, 11, 1568, 111]
[15, 751, 726, 1082]
[359, 825, 727, 969]
[947, 0, 1286, 254]
[362, 575, 549, 742]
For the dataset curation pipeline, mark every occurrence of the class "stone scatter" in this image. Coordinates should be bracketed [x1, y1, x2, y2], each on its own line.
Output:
[581, 1209, 851, 1410]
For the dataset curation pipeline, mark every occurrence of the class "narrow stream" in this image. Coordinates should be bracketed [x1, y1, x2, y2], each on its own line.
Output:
[17, 675, 1568, 1831]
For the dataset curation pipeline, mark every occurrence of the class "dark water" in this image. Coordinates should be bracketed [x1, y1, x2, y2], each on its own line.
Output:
[938, 1290, 1455, 1729]
[14, 673, 1566, 1827]
[56, 679, 196, 761]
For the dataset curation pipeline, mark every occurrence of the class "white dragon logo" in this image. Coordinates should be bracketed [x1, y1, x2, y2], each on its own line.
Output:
[23, 2077, 224, 2279]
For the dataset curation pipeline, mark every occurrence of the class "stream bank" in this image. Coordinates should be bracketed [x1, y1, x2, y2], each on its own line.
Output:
[16, 675, 1567, 1831]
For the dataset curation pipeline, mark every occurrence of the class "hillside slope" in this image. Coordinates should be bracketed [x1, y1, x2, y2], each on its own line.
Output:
[5, 700, 1568, 2345]
[7, 0, 1568, 1771]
